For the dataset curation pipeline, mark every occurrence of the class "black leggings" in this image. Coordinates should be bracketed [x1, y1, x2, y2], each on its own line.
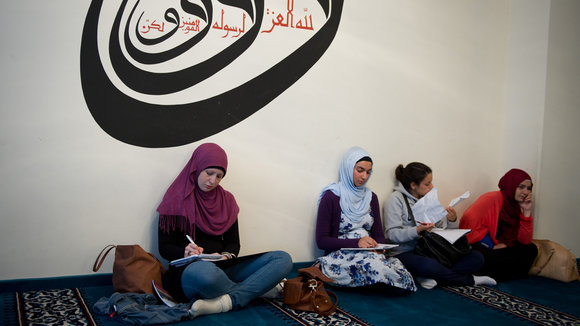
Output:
[473, 242, 538, 281]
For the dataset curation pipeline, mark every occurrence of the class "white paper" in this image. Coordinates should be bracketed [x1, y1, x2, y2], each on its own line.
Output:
[411, 188, 447, 224]
[152, 280, 177, 307]
[449, 191, 470, 207]
[431, 228, 471, 244]
[341, 243, 399, 250]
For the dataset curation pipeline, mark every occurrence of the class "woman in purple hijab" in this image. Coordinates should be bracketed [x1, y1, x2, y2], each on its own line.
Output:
[158, 143, 292, 318]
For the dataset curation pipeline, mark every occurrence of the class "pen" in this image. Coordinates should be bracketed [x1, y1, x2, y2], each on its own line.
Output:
[186, 235, 197, 247]
[185, 235, 198, 257]
[109, 304, 117, 318]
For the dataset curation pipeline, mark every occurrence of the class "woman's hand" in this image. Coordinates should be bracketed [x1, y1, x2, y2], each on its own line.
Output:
[519, 193, 533, 217]
[445, 207, 457, 222]
[493, 243, 507, 250]
[417, 222, 435, 234]
[184, 243, 204, 257]
[221, 252, 236, 260]
[358, 236, 378, 248]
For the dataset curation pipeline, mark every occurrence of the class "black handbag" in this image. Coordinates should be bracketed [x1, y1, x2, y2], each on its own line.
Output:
[415, 230, 471, 268]
[403, 195, 471, 268]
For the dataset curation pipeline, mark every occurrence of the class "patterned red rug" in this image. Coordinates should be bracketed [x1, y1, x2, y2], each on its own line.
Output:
[15, 288, 97, 326]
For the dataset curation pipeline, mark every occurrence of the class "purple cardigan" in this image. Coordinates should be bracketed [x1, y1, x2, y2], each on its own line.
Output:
[316, 190, 386, 254]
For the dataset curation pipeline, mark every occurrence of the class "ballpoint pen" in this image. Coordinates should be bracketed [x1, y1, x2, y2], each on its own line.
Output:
[185, 235, 200, 256]
[186, 235, 196, 246]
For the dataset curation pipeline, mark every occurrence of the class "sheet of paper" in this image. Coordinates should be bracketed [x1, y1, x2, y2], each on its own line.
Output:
[431, 228, 471, 244]
[152, 280, 177, 307]
[341, 243, 399, 250]
[411, 188, 447, 224]
[449, 191, 470, 207]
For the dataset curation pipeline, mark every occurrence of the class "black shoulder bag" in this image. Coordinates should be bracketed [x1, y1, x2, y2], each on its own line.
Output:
[403, 195, 471, 268]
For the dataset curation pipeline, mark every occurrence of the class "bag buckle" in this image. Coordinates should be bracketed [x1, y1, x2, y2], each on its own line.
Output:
[308, 279, 318, 292]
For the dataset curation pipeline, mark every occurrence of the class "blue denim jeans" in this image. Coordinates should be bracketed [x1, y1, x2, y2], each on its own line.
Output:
[181, 251, 292, 309]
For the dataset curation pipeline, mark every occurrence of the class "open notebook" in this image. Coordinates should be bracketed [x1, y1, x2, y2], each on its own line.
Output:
[169, 253, 226, 268]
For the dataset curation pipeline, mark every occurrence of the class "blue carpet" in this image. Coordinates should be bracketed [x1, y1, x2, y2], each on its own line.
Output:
[1, 261, 579, 326]
[328, 264, 580, 326]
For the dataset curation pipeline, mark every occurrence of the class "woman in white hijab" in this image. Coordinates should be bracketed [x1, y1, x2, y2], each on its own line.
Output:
[315, 147, 416, 294]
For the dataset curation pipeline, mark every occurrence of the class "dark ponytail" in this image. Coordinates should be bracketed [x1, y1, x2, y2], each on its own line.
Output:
[395, 162, 432, 191]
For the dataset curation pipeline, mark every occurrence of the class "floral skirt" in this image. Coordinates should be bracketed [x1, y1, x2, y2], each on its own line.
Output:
[319, 250, 416, 292]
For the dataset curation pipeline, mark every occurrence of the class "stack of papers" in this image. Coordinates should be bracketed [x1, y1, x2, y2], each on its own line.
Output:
[169, 253, 226, 267]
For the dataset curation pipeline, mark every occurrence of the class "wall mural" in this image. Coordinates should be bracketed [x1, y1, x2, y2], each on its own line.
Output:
[80, 0, 343, 148]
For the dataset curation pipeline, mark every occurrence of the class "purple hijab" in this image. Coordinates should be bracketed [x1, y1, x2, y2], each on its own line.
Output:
[497, 168, 532, 246]
[157, 143, 239, 236]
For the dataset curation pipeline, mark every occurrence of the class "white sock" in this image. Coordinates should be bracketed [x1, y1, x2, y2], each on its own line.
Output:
[190, 294, 233, 318]
[473, 275, 497, 286]
[416, 277, 437, 289]
[261, 280, 285, 299]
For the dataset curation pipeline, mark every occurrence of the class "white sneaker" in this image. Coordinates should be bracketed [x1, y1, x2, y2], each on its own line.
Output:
[417, 277, 437, 289]
[261, 279, 286, 299]
[473, 275, 497, 286]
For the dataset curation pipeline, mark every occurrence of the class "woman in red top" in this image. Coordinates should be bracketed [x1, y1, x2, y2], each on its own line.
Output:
[460, 169, 538, 281]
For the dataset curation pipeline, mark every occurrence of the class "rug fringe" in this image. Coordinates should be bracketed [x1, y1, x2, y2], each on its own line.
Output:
[0, 292, 19, 326]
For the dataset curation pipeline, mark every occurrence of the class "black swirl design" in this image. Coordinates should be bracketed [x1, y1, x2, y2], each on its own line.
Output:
[80, 0, 344, 148]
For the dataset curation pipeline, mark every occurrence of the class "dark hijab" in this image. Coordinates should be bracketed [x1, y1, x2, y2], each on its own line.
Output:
[497, 168, 532, 246]
[157, 143, 239, 236]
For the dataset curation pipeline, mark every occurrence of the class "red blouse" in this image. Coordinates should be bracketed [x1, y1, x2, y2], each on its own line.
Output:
[460, 191, 533, 246]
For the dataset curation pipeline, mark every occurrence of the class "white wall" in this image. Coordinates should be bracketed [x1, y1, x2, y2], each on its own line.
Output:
[535, 0, 580, 254]
[502, 0, 550, 179]
[0, 0, 577, 281]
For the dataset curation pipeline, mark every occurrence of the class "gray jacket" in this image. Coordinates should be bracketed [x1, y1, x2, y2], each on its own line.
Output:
[383, 184, 458, 255]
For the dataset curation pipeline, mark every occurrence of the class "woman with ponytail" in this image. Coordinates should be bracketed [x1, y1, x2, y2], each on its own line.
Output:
[384, 162, 495, 289]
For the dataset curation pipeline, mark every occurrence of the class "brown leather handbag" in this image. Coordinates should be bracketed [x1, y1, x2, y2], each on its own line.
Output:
[93, 244, 166, 294]
[529, 239, 580, 282]
[283, 265, 338, 316]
